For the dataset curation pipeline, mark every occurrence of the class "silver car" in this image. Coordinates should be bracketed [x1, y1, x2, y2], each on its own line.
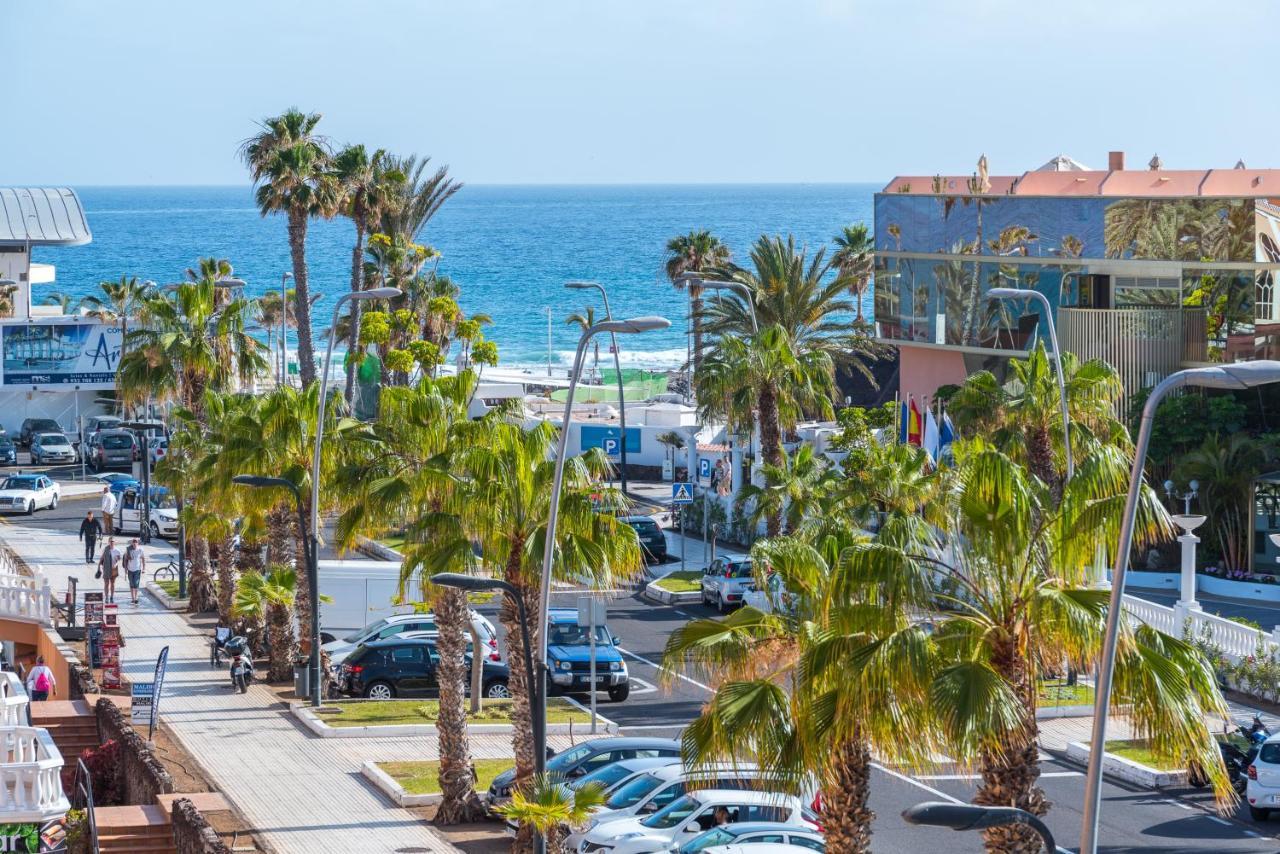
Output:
[30, 432, 76, 464]
[700, 558, 754, 613]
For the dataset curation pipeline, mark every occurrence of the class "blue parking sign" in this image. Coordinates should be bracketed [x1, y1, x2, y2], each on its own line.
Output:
[672, 482, 694, 504]
[603, 437, 620, 458]
[698, 458, 711, 481]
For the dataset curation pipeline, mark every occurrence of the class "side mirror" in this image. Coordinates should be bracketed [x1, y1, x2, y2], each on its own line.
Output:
[611, 635, 621, 645]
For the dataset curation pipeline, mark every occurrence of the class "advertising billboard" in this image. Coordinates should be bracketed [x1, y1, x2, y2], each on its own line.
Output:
[1, 322, 122, 387]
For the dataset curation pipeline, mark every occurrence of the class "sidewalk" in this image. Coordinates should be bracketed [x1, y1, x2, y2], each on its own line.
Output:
[6, 524, 562, 854]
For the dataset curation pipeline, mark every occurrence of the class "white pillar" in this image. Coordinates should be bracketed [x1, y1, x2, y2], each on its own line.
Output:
[1177, 532, 1201, 611]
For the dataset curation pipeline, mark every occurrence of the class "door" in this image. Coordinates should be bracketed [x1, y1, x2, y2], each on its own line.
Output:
[387, 645, 431, 696]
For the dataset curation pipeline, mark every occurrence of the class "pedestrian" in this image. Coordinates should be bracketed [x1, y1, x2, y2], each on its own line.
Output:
[78, 511, 102, 564]
[124, 538, 145, 605]
[25, 656, 55, 701]
[100, 486, 117, 536]
[97, 537, 121, 603]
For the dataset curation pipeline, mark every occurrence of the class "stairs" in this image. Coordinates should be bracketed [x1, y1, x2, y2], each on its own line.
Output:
[29, 700, 99, 760]
[95, 805, 175, 854]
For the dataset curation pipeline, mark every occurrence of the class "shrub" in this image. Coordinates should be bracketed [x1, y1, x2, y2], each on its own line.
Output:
[77, 739, 125, 806]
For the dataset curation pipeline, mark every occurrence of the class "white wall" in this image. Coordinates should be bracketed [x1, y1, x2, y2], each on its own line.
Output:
[0, 389, 107, 437]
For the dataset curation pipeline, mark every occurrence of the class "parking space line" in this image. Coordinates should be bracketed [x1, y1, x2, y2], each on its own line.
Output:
[1163, 798, 1194, 811]
[1208, 816, 1232, 826]
[617, 647, 713, 693]
[915, 771, 1082, 781]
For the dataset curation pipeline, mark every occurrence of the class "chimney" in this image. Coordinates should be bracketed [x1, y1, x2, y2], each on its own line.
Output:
[1108, 151, 1125, 171]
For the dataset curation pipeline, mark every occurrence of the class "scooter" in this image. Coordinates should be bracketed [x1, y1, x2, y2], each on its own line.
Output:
[1189, 722, 1265, 794]
[210, 626, 232, 668]
[225, 635, 255, 693]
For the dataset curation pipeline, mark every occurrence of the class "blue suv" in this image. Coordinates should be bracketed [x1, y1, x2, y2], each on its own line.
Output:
[545, 607, 630, 702]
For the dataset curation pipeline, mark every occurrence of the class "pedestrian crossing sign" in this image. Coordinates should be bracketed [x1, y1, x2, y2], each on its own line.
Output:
[672, 482, 694, 504]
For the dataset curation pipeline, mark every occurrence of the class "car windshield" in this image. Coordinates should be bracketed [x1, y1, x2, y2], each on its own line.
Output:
[640, 794, 701, 829]
[605, 773, 663, 809]
[0, 438, 12, 449]
[39, 436, 66, 446]
[1, 478, 38, 491]
[574, 763, 643, 792]
[102, 435, 132, 449]
[546, 744, 594, 772]
[1261, 743, 1280, 764]
[630, 520, 659, 534]
[149, 492, 177, 510]
[29, 422, 58, 431]
[345, 619, 390, 643]
[547, 623, 612, 646]
[678, 827, 737, 854]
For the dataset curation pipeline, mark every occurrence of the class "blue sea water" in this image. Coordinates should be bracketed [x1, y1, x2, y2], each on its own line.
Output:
[37, 184, 876, 368]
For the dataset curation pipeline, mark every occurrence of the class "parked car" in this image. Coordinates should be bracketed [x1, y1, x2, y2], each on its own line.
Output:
[677, 822, 826, 853]
[0, 475, 59, 514]
[337, 637, 510, 700]
[569, 757, 681, 796]
[545, 607, 630, 702]
[149, 435, 169, 465]
[90, 471, 137, 486]
[742, 572, 797, 616]
[107, 477, 141, 496]
[18, 418, 62, 448]
[30, 432, 76, 465]
[322, 611, 500, 666]
[84, 415, 123, 436]
[115, 486, 179, 539]
[1247, 733, 1280, 820]
[0, 436, 17, 467]
[487, 737, 681, 809]
[577, 789, 818, 854]
[621, 515, 668, 563]
[701, 558, 754, 613]
[86, 429, 137, 472]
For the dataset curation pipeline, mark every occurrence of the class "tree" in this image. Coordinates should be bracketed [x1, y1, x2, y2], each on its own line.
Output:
[496, 776, 605, 853]
[1175, 434, 1274, 571]
[664, 230, 730, 372]
[378, 154, 462, 242]
[654, 431, 686, 477]
[564, 306, 600, 383]
[232, 566, 299, 682]
[82, 276, 153, 367]
[739, 443, 836, 537]
[832, 224, 874, 323]
[242, 108, 332, 386]
[42, 292, 81, 315]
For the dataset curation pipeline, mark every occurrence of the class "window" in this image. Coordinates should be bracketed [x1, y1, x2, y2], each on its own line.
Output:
[546, 745, 593, 772]
[639, 782, 685, 813]
[1260, 743, 1280, 764]
[580, 749, 634, 774]
[742, 805, 791, 823]
[547, 623, 612, 646]
[788, 835, 825, 851]
[677, 827, 734, 853]
[640, 795, 702, 829]
[389, 647, 424, 665]
[748, 834, 786, 843]
[606, 773, 662, 809]
[102, 436, 132, 449]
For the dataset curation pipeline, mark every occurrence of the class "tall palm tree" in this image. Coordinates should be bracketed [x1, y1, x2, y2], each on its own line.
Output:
[832, 224, 874, 323]
[496, 775, 606, 853]
[42, 292, 81, 315]
[738, 443, 836, 537]
[82, 275, 153, 365]
[564, 306, 600, 383]
[242, 108, 331, 386]
[232, 565, 299, 682]
[1175, 434, 1273, 572]
[378, 154, 462, 241]
[331, 145, 406, 402]
[664, 230, 731, 371]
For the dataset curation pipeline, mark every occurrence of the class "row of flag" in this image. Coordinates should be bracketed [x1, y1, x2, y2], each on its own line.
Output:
[898, 396, 955, 463]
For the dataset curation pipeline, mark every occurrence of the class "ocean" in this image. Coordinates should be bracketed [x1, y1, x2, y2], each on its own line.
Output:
[38, 184, 877, 369]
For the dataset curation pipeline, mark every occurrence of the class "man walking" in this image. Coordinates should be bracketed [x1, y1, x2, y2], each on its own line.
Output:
[78, 511, 102, 564]
[124, 538, 145, 605]
[97, 537, 121, 604]
[100, 487, 117, 536]
[25, 656, 56, 701]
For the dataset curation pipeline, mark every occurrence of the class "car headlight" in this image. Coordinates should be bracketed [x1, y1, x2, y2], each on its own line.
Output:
[557, 660, 572, 671]
[609, 661, 621, 671]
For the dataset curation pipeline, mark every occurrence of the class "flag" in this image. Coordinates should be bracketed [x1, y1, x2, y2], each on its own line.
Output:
[923, 408, 940, 462]
[898, 399, 909, 444]
[907, 397, 923, 447]
[939, 412, 956, 461]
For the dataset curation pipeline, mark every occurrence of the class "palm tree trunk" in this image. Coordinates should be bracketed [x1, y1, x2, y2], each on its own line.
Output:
[434, 586, 486, 824]
[234, 537, 266, 653]
[288, 208, 317, 387]
[186, 536, 217, 614]
[820, 736, 875, 854]
[267, 602, 296, 682]
[267, 506, 293, 567]
[500, 542, 538, 854]
[757, 383, 784, 538]
[690, 285, 704, 373]
[216, 534, 237, 624]
[293, 501, 312, 647]
[344, 218, 367, 404]
[1027, 425, 1058, 498]
[973, 637, 1049, 854]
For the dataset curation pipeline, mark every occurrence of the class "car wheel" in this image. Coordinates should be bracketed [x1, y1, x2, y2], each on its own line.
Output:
[485, 680, 511, 699]
[716, 592, 727, 614]
[150, 521, 161, 539]
[608, 683, 630, 703]
[364, 681, 395, 700]
[25, 501, 33, 516]
[50, 494, 58, 510]
[1250, 805, 1271, 822]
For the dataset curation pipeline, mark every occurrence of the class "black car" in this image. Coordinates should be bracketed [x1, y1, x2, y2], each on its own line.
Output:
[338, 637, 509, 700]
[19, 418, 61, 448]
[622, 515, 667, 562]
[0, 437, 16, 466]
[487, 736, 682, 807]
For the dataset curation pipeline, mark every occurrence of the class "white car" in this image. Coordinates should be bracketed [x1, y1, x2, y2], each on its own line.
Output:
[741, 573, 796, 616]
[679, 821, 825, 852]
[0, 474, 59, 514]
[30, 433, 76, 465]
[1247, 733, 1280, 820]
[576, 789, 816, 854]
[702, 845, 824, 854]
[700, 558, 754, 613]
[322, 611, 500, 666]
[115, 487, 179, 539]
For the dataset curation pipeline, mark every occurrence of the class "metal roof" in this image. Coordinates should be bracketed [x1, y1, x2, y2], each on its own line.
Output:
[0, 188, 91, 246]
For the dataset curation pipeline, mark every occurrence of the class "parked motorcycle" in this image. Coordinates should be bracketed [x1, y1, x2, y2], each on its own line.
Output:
[210, 626, 232, 668]
[225, 635, 255, 693]
[1189, 723, 1265, 794]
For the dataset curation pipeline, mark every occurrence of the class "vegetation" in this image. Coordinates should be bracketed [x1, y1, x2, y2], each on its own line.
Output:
[652, 570, 701, 593]
[378, 758, 510, 796]
[321, 699, 591, 727]
[1105, 739, 1184, 772]
[664, 229, 731, 372]
[496, 774, 606, 853]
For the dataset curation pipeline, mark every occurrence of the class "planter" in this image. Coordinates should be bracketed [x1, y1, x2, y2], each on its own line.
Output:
[642, 582, 701, 605]
[1065, 741, 1187, 788]
[362, 760, 440, 806]
[354, 535, 402, 562]
[1034, 704, 1094, 720]
[291, 697, 616, 739]
[145, 581, 189, 611]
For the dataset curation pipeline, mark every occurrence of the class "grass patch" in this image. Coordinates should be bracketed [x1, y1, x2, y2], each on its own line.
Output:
[1036, 680, 1094, 706]
[154, 580, 182, 598]
[379, 535, 406, 553]
[322, 698, 591, 728]
[654, 570, 701, 593]
[1105, 739, 1183, 771]
[378, 758, 510, 795]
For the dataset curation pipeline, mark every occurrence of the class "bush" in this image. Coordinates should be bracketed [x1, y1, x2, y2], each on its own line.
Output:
[77, 739, 126, 806]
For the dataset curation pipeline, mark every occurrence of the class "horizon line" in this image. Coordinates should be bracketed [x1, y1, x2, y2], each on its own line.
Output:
[15, 180, 888, 190]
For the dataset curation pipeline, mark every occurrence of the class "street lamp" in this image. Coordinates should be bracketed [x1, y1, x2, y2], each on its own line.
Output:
[1080, 360, 1280, 854]
[676, 273, 759, 334]
[903, 802, 1057, 853]
[232, 473, 320, 707]
[988, 287, 1073, 481]
[121, 421, 158, 544]
[1164, 479, 1200, 515]
[566, 282, 632, 495]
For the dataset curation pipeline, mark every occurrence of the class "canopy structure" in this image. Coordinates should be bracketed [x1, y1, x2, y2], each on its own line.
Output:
[0, 188, 91, 246]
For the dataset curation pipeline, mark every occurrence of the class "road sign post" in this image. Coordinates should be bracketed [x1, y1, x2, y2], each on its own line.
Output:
[672, 482, 693, 574]
[577, 598, 607, 734]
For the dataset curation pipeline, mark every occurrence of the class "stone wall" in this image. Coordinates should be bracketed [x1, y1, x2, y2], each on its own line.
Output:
[94, 697, 174, 804]
[171, 798, 233, 854]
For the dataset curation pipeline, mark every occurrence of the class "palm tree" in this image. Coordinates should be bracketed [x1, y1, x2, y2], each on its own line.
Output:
[654, 431, 686, 478]
[664, 230, 730, 371]
[739, 443, 836, 536]
[242, 108, 331, 386]
[331, 145, 406, 402]
[832, 224, 874, 323]
[82, 275, 152, 365]
[232, 565, 299, 682]
[496, 775, 606, 853]
[378, 154, 462, 241]
[42, 292, 81, 315]
[1174, 434, 1273, 572]
[564, 306, 600, 383]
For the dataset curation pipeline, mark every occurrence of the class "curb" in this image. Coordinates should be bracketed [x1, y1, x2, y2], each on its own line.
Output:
[1035, 704, 1094, 720]
[291, 700, 617, 739]
[642, 582, 702, 606]
[145, 581, 189, 611]
[1065, 741, 1188, 788]
[362, 760, 441, 806]
[354, 535, 402, 562]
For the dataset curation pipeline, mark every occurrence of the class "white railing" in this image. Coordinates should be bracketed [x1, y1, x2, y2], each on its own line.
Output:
[0, 674, 27, 728]
[0, 726, 69, 821]
[0, 571, 50, 626]
[1121, 594, 1178, 636]
[1123, 593, 1277, 663]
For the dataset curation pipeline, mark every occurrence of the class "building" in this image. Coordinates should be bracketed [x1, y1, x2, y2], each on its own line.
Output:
[873, 151, 1280, 410]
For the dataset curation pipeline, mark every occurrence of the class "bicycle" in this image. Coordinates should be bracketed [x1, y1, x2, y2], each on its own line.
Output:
[152, 558, 177, 582]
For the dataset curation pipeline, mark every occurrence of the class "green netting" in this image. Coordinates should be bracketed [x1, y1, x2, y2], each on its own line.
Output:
[550, 369, 668, 403]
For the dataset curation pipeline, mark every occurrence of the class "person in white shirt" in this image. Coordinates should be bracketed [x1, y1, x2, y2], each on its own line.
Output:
[124, 538, 146, 605]
[101, 487, 118, 535]
[25, 656, 55, 701]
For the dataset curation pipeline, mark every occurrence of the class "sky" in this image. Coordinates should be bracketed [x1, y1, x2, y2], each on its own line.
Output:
[5, 0, 1278, 185]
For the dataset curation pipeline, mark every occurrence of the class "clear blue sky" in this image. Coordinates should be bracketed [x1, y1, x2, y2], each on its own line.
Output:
[5, 0, 1275, 185]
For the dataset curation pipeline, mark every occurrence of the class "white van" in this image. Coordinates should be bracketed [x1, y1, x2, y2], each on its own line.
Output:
[316, 559, 415, 640]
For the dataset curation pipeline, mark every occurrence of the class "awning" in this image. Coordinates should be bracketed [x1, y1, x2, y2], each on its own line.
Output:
[0, 188, 92, 246]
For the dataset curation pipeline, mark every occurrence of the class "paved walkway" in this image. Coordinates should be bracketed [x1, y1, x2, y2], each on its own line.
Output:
[7, 524, 562, 854]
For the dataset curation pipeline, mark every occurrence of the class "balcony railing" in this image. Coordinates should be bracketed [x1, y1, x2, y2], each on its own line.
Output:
[0, 726, 69, 822]
[0, 571, 51, 627]
[0, 673, 27, 728]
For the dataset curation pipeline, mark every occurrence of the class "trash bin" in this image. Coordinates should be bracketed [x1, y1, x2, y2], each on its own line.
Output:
[294, 663, 310, 698]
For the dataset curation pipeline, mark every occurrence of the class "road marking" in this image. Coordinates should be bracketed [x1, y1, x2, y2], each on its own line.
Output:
[1162, 799, 1194, 811]
[1207, 816, 1232, 826]
[915, 771, 1082, 781]
[617, 647, 713, 693]
[675, 608, 699, 621]
[626, 676, 658, 696]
